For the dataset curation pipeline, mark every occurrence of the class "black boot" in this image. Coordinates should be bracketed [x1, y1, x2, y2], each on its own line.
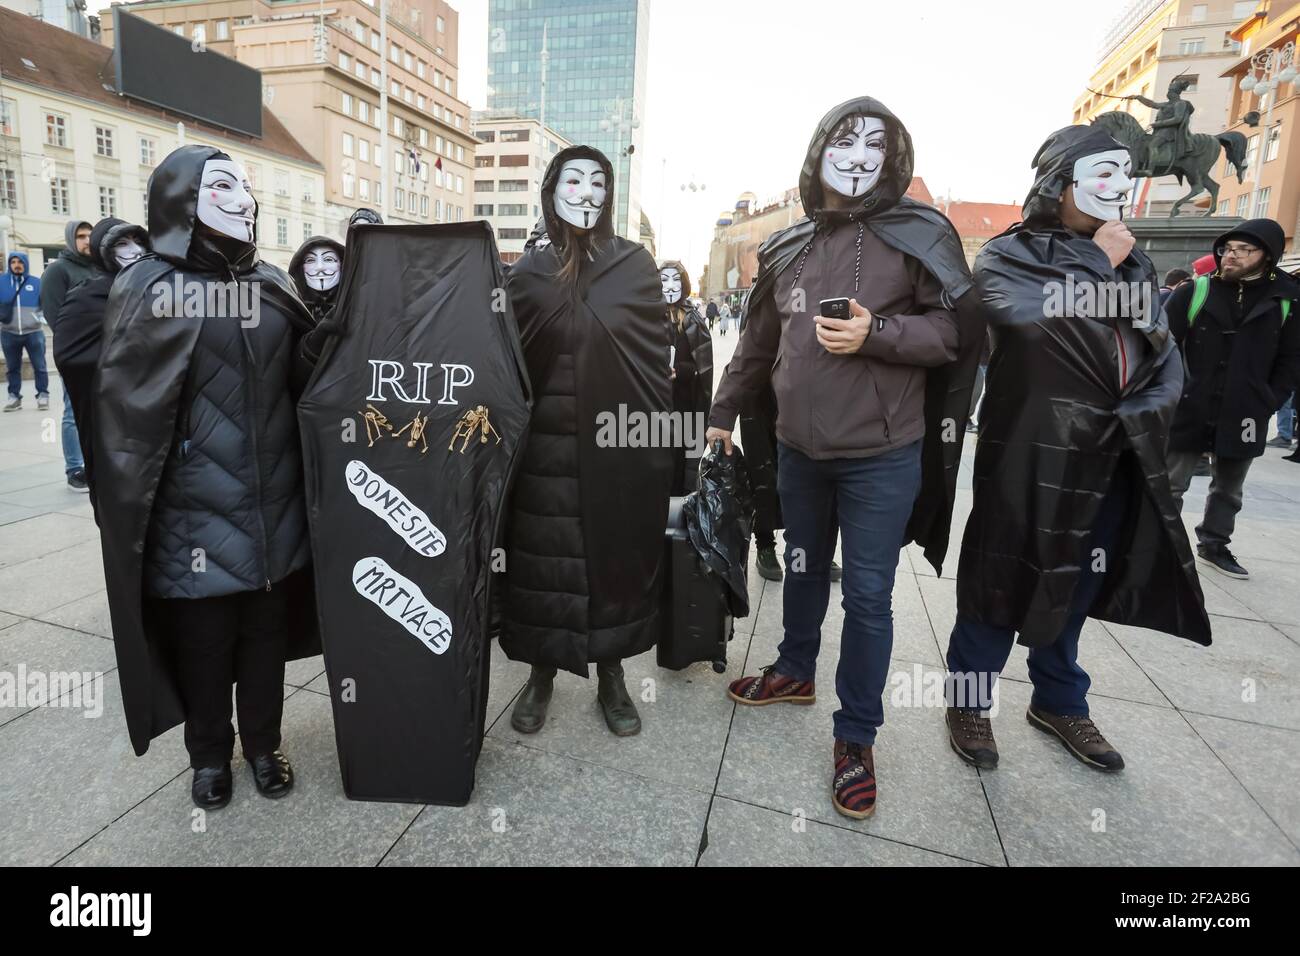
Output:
[191, 764, 233, 809]
[247, 750, 294, 798]
[596, 662, 641, 736]
[511, 665, 556, 734]
[755, 545, 783, 582]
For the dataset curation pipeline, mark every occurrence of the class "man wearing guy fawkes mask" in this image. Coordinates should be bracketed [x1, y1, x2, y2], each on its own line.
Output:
[94, 145, 321, 811]
[943, 126, 1210, 776]
[52, 216, 150, 514]
[660, 259, 713, 494]
[289, 236, 345, 324]
[706, 97, 985, 820]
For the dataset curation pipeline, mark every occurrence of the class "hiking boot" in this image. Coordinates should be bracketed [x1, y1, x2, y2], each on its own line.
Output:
[832, 740, 877, 819]
[3, 396, 19, 412]
[596, 662, 641, 736]
[1197, 544, 1248, 580]
[946, 706, 998, 769]
[727, 664, 815, 705]
[1026, 705, 1124, 773]
[755, 545, 783, 581]
[510, 665, 556, 734]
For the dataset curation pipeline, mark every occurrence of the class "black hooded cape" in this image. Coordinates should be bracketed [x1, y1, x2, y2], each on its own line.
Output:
[499, 145, 673, 676]
[297, 221, 530, 804]
[738, 95, 984, 573]
[53, 216, 149, 515]
[288, 235, 346, 324]
[93, 145, 321, 756]
[662, 258, 714, 422]
[956, 125, 1211, 647]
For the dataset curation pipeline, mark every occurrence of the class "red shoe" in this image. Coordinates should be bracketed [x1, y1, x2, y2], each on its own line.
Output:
[832, 739, 877, 819]
[727, 664, 815, 706]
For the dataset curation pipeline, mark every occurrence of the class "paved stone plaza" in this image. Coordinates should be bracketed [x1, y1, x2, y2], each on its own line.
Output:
[1, 333, 1298, 866]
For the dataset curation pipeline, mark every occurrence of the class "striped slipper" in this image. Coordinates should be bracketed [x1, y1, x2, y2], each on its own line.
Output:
[832, 739, 877, 819]
[727, 664, 816, 705]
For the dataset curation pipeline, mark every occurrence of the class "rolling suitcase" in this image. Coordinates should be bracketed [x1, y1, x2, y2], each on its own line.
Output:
[658, 496, 735, 673]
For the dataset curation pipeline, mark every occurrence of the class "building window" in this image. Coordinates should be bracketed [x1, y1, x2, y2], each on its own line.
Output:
[417, 61, 425, 79]
[1244, 134, 1259, 170]
[418, 128, 428, 148]
[373, 142, 382, 168]
[99, 185, 117, 218]
[1179, 75, 1198, 92]
[370, 32, 380, 52]
[342, 92, 353, 116]
[498, 203, 528, 216]
[421, 195, 429, 216]
[501, 129, 530, 143]
[394, 151, 403, 174]
[94, 126, 114, 157]
[475, 180, 494, 192]
[395, 187, 405, 211]
[355, 60, 366, 81]
[475, 155, 495, 168]
[456, 175, 464, 193]
[1190, 4, 1207, 22]
[216, 19, 229, 39]
[436, 14, 445, 32]
[1, 169, 17, 209]
[392, 116, 403, 136]
[139, 137, 156, 166]
[172, 25, 184, 36]
[500, 153, 528, 167]
[435, 198, 442, 220]
[404, 88, 413, 104]
[474, 203, 494, 216]
[45, 112, 68, 147]
[301, 177, 315, 202]
[1178, 37, 1205, 55]
[1232, 1, 1257, 17]
[478, 130, 496, 143]
[0, 97, 16, 136]
[276, 217, 288, 246]
[499, 179, 528, 192]
[417, 93, 425, 110]
[342, 172, 355, 198]
[359, 177, 370, 201]
[1265, 125, 1281, 162]
[390, 79, 401, 96]
[303, 222, 313, 243]
[435, 135, 443, 154]
[371, 68, 381, 87]
[1253, 186, 1270, 218]
[359, 100, 369, 123]
[1235, 193, 1249, 217]
[50, 176, 70, 215]
[404, 52, 413, 71]
[456, 145, 464, 163]
[498, 228, 528, 240]
[275, 169, 290, 198]
[1217, 199, 1229, 216]
[453, 113, 461, 129]
[359, 138, 370, 163]
[343, 132, 354, 157]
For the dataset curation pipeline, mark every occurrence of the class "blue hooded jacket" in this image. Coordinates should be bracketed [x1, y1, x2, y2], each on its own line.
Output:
[1, 252, 43, 333]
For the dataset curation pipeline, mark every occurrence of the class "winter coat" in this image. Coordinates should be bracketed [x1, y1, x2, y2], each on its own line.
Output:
[955, 124, 1211, 648]
[0, 253, 42, 333]
[53, 218, 150, 514]
[93, 144, 320, 756]
[39, 219, 94, 332]
[499, 145, 673, 676]
[1166, 219, 1300, 459]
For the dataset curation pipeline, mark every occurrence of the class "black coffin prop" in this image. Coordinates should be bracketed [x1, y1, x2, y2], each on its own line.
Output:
[298, 222, 531, 804]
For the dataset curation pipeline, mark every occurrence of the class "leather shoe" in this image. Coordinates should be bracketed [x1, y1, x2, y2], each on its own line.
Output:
[596, 662, 641, 736]
[511, 665, 557, 734]
[191, 764, 232, 809]
[247, 750, 294, 798]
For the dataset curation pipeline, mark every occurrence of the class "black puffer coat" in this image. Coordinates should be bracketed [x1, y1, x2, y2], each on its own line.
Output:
[499, 146, 673, 676]
[93, 144, 320, 755]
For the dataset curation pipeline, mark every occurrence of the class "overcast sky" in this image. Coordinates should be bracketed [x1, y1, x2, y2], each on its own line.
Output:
[90, 0, 1134, 277]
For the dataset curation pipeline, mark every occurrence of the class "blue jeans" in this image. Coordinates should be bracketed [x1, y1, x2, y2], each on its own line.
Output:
[1278, 394, 1295, 442]
[62, 385, 83, 474]
[2, 329, 48, 399]
[775, 439, 922, 747]
[945, 455, 1132, 717]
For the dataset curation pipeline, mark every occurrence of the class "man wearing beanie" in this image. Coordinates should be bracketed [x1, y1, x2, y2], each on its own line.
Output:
[1166, 218, 1300, 579]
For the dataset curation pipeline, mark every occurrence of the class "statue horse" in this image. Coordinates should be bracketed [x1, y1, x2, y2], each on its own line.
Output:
[1092, 111, 1248, 217]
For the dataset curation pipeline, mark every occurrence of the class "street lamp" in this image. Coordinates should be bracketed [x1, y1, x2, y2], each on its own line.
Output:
[657, 158, 706, 262]
[1238, 40, 1295, 217]
[599, 97, 639, 237]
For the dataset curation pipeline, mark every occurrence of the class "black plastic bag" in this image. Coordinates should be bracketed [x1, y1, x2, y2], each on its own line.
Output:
[682, 440, 755, 618]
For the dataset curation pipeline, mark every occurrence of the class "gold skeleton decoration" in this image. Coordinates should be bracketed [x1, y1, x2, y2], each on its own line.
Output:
[449, 405, 502, 453]
[361, 404, 394, 447]
[393, 410, 431, 455]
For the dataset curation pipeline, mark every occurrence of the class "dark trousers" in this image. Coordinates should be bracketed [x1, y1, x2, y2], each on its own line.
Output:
[153, 584, 290, 768]
[775, 439, 922, 747]
[945, 456, 1131, 717]
[2, 329, 48, 398]
[1167, 450, 1253, 548]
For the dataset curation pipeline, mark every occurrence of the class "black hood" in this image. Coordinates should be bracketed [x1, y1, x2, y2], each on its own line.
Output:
[1213, 217, 1286, 269]
[288, 235, 346, 304]
[1022, 125, 1127, 225]
[89, 218, 150, 275]
[658, 258, 692, 303]
[539, 145, 616, 249]
[146, 144, 258, 271]
[798, 96, 915, 219]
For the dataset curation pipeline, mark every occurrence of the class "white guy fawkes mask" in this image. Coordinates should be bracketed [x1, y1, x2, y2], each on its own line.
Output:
[660, 266, 683, 305]
[820, 115, 888, 199]
[112, 238, 145, 269]
[302, 246, 341, 291]
[1071, 149, 1133, 221]
[553, 158, 607, 231]
[196, 158, 256, 242]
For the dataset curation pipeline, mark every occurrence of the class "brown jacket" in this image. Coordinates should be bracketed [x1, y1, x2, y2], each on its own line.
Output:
[710, 220, 959, 459]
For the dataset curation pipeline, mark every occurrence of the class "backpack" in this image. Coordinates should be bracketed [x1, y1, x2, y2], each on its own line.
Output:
[1187, 274, 1292, 327]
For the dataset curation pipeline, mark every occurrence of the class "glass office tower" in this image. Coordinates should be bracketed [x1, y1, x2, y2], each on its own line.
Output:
[486, 0, 649, 239]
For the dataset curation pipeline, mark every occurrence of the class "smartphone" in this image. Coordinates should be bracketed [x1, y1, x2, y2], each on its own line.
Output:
[819, 297, 851, 320]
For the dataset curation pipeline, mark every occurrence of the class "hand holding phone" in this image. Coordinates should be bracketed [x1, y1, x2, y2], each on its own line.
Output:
[815, 297, 872, 354]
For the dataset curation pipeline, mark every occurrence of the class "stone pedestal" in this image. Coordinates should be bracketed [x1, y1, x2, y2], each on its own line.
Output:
[1126, 215, 1242, 278]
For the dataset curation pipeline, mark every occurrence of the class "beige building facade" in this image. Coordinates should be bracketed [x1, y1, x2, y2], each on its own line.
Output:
[469, 113, 569, 263]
